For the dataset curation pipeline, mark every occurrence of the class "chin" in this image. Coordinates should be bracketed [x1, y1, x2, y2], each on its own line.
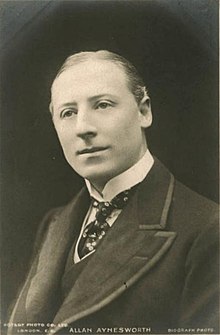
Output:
[76, 165, 117, 184]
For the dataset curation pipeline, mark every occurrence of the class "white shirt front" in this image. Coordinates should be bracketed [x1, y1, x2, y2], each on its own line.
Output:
[74, 149, 154, 263]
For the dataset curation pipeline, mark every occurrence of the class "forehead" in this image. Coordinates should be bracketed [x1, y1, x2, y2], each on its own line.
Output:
[51, 59, 131, 102]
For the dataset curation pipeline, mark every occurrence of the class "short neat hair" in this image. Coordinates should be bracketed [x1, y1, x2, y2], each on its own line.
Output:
[50, 50, 148, 113]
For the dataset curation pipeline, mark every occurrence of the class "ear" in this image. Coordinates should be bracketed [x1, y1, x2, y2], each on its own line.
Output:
[138, 95, 152, 129]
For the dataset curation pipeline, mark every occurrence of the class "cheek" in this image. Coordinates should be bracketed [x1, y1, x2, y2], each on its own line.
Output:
[106, 111, 137, 133]
[113, 115, 140, 139]
[55, 124, 74, 146]
[106, 125, 140, 155]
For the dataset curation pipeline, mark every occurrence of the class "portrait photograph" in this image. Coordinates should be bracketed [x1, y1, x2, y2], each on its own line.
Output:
[0, 1, 219, 335]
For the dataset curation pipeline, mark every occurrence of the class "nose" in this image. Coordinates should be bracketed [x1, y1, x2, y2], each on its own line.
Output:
[75, 109, 97, 140]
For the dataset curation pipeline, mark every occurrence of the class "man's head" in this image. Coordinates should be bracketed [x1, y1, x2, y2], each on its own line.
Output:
[50, 50, 152, 191]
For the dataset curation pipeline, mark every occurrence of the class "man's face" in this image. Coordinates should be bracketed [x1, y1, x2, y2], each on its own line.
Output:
[51, 59, 152, 189]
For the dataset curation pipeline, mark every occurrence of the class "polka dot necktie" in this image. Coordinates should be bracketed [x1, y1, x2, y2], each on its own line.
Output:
[78, 187, 136, 259]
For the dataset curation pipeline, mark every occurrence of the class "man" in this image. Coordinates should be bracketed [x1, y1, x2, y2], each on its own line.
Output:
[8, 51, 219, 334]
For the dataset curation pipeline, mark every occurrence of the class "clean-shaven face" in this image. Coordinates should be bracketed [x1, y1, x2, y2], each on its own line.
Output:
[51, 59, 151, 190]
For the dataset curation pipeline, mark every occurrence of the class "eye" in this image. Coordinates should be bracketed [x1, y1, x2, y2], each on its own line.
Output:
[96, 101, 112, 110]
[60, 109, 77, 119]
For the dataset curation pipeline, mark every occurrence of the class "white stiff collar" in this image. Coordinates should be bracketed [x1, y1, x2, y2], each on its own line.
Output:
[85, 149, 154, 202]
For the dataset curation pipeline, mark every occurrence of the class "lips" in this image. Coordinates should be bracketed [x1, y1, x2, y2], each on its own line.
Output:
[77, 146, 109, 155]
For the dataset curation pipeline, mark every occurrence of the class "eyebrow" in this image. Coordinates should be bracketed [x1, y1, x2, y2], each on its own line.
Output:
[88, 94, 118, 102]
[58, 94, 118, 109]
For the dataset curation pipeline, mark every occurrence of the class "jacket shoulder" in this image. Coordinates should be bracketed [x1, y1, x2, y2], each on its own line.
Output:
[171, 179, 219, 231]
[33, 187, 87, 254]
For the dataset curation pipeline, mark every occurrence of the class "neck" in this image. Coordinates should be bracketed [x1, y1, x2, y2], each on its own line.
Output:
[89, 181, 105, 195]
[89, 143, 148, 193]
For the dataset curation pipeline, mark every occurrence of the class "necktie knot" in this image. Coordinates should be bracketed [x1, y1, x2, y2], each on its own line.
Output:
[92, 200, 113, 223]
[91, 189, 132, 223]
[78, 186, 138, 258]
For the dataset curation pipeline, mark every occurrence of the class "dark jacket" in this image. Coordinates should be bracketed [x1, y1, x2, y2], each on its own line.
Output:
[8, 159, 219, 334]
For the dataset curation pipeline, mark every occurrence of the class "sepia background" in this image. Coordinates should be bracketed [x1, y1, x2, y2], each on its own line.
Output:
[0, 0, 218, 325]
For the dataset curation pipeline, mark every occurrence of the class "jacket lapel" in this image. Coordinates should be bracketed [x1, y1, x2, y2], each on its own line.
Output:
[51, 159, 177, 332]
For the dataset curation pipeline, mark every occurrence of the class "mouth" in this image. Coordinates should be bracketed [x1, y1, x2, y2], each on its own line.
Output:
[77, 146, 109, 155]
